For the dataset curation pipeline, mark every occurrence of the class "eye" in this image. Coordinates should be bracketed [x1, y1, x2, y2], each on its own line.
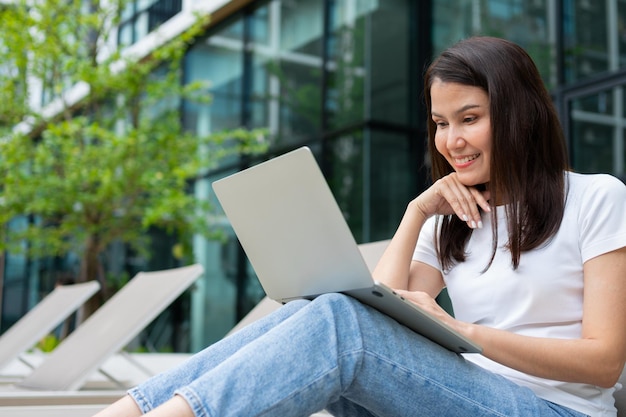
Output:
[463, 116, 477, 123]
[434, 120, 448, 128]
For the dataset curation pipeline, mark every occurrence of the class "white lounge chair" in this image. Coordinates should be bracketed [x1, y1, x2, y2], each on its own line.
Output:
[0, 404, 109, 417]
[0, 264, 203, 410]
[0, 242, 386, 414]
[0, 281, 101, 374]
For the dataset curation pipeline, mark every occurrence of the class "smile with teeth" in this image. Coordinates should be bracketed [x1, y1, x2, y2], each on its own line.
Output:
[454, 153, 480, 164]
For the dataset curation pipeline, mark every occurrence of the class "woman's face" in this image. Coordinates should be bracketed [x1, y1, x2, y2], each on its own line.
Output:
[430, 78, 492, 186]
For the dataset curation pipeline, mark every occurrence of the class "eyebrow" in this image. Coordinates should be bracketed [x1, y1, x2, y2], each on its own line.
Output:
[431, 104, 481, 118]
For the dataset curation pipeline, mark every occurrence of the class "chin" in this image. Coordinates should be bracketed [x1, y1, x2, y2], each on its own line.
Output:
[458, 178, 482, 186]
[455, 169, 487, 183]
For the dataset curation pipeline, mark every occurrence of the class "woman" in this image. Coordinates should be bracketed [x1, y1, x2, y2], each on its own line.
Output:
[95, 37, 626, 417]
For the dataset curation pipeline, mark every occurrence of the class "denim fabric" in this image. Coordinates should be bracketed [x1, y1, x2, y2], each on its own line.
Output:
[128, 293, 588, 417]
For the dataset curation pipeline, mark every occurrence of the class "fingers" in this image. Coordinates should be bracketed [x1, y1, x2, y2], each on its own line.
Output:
[469, 187, 491, 213]
[395, 290, 452, 321]
[433, 175, 491, 229]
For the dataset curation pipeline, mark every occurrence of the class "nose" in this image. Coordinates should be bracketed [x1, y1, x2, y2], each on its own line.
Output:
[446, 124, 465, 150]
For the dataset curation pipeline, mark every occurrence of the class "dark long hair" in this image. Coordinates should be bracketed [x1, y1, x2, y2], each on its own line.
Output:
[423, 37, 569, 271]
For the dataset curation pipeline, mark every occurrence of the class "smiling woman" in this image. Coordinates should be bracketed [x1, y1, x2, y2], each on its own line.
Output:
[423, 37, 569, 271]
[93, 37, 626, 417]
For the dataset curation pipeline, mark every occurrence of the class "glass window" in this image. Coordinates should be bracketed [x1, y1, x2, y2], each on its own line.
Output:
[433, 0, 556, 88]
[326, 1, 368, 129]
[182, 18, 247, 349]
[325, 128, 416, 243]
[563, 0, 626, 84]
[433, 0, 475, 53]
[327, 0, 410, 128]
[570, 87, 626, 175]
[327, 131, 366, 241]
[1, 216, 30, 331]
[117, 0, 182, 47]
[369, 129, 417, 241]
[365, 1, 411, 126]
[571, 120, 615, 173]
[253, 0, 325, 146]
[184, 20, 244, 134]
[248, 5, 272, 131]
[563, 1, 609, 82]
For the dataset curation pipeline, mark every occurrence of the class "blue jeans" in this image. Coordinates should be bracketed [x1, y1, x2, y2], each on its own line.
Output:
[128, 293, 588, 417]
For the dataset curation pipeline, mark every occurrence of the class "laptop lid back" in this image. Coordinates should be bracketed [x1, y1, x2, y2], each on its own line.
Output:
[212, 147, 374, 302]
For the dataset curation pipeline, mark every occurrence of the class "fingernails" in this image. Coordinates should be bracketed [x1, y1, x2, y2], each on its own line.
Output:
[463, 215, 483, 229]
[468, 220, 483, 229]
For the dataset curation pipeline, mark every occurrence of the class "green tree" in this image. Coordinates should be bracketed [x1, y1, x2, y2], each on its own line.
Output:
[0, 0, 266, 312]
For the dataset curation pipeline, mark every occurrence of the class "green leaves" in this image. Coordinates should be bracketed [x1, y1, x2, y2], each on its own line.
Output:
[0, 0, 267, 282]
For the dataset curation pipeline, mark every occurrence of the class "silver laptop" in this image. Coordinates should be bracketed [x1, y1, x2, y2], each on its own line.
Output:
[212, 147, 481, 354]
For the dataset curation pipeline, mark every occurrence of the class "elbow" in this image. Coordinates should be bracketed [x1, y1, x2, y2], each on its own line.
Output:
[594, 360, 625, 388]
[581, 341, 626, 388]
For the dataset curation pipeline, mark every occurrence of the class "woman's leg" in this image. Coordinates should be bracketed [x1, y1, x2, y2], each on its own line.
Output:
[170, 293, 587, 417]
[99, 293, 589, 417]
[93, 395, 143, 417]
[94, 298, 310, 416]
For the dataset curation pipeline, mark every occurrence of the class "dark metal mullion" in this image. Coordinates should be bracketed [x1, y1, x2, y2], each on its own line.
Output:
[554, 0, 570, 157]
[555, 0, 565, 89]
[561, 68, 626, 101]
[412, 0, 433, 193]
[22, 216, 34, 320]
[235, 9, 254, 322]
[241, 13, 253, 129]
[320, 0, 333, 176]
[132, 0, 139, 44]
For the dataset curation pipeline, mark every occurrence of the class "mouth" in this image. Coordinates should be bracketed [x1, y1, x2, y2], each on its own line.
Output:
[454, 153, 480, 164]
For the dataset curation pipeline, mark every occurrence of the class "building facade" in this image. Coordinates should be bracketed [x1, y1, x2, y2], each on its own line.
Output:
[2, 0, 626, 352]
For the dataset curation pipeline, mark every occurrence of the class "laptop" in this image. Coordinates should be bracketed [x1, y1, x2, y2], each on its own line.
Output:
[212, 146, 482, 354]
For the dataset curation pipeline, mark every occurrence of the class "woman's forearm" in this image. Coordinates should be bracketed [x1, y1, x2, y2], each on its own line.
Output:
[372, 200, 428, 290]
[463, 323, 624, 388]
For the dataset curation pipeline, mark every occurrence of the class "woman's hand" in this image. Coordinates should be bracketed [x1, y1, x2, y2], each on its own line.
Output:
[394, 289, 467, 335]
[372, 173, 489, 292]
[413, 173, 491, 229]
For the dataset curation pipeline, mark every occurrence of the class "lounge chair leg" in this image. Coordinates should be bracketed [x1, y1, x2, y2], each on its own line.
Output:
[96, 368, 129, 390]
[119, 351, 154, 378]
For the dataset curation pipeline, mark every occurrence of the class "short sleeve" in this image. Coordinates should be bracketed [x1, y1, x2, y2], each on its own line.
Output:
[412, 216, 442, 271]
[577, 174, 626, 263]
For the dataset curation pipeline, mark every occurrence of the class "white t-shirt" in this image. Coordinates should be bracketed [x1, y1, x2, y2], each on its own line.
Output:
[413, 172, 626, 416]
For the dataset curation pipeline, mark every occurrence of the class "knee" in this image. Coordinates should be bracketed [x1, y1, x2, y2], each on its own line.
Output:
[278, 298, 310, 317]
[309, 293, 365, 362]
[312, 292, 361, 314]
